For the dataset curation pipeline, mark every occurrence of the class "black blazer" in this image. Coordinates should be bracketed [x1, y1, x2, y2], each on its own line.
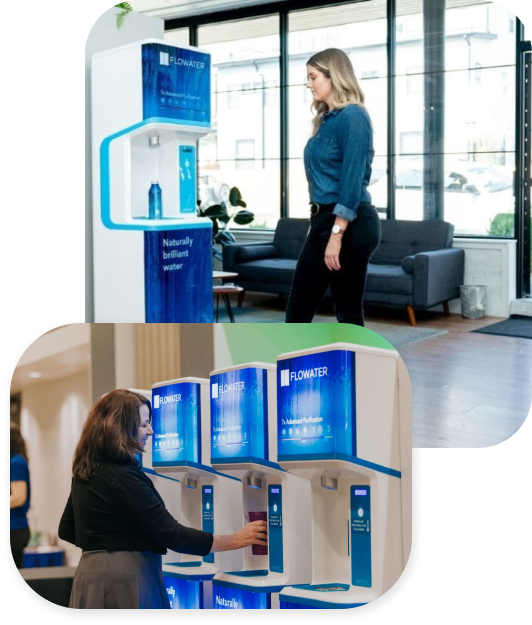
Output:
[58, 460, 213, 556]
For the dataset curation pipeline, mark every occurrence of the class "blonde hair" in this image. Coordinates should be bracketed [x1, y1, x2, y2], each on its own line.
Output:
[307, 48, 369, 136]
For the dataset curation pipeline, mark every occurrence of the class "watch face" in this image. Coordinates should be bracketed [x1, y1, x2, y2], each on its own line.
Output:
[332, 225, 340, 234]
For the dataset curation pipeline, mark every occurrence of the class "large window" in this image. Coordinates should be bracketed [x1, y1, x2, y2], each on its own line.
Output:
[164, 0, 519, 239]
[196, 16, 280, 229]
[288, 0, 388, 219]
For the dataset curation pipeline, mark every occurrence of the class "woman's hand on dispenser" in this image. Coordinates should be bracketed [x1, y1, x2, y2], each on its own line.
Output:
[232, 521, 268, 549]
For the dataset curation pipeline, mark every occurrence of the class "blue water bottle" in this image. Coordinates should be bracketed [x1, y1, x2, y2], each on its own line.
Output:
[149, 181, 163, 219]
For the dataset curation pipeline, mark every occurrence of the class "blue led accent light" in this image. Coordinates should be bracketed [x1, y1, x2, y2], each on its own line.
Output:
[351, 485, 372, 588]
[210, 456, 284, 471]
[268, 485, 283, 574]
[202, 485, 215, 564]
[279, 597, 366, 610]
[141, 467, 180, 483]
[144, 227, 213, 322]
[278, 452, 401, 479]
[213, 578, 286, 594]
[179, 145, 196, 213]
[100, 118, 211, 232]
[277, 351, 356, 458]
[210, 368, 269, 461]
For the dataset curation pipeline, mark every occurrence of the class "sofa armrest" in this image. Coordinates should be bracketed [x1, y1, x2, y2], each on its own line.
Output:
[222, 242, 276, 272]
[412, 248, 465, 308]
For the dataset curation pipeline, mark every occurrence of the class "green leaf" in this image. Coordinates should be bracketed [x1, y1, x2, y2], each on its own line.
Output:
[115, 3, 133, 29]
[237, 200, 247, 208]
[229, 187, 242, 206]
[211, 220, 219, 237]
[233, 210, 255, 225]
[203, 204, 225, 218]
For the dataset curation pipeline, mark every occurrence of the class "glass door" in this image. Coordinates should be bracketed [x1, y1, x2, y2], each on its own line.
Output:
[517, 20, 531, 297]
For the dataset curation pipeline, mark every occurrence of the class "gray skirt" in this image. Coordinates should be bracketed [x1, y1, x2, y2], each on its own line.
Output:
[69, 551, 170, 609]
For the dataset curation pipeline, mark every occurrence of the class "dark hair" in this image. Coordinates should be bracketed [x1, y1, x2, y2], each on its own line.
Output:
[72, 389, 151, 482]
[10, 424, 28, 462]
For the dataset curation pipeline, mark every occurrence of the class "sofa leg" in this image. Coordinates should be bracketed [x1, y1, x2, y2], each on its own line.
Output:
[443, 301, 450, 316]
[406, 306, 417, 326]
[237, 290, 245, 308]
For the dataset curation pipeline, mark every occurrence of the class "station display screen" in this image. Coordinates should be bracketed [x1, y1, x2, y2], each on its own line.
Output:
[351, 485, 371, 588]
[213, 584, 270, 609]
[164, 576, 203, 609]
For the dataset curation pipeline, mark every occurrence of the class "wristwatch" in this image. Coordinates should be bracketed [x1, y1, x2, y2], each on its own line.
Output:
[332, 224, 345, 235]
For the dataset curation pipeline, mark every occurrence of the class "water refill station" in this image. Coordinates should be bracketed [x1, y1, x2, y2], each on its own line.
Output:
[149, 377, 243, 609]
[91, 40, 213, 322]
[209, 363, 312, 609]
[275, 344, 412, 609]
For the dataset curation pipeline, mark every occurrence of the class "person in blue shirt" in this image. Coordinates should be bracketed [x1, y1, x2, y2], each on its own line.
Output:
[286, 48, 381, 326]
[10, 424, 31, 568]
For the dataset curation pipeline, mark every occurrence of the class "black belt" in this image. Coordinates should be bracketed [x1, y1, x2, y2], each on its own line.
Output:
[310, 202, 336, 216]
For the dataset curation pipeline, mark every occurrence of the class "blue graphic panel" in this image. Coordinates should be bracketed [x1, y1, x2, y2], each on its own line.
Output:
[179, 145, 196, 213]
[202, 486, 215, 564]
[152, 382, 200, 466]
[164, 576, 203, 609]
[210, 368, 268, 461]
[213, 585, 270, 609]
[277, 351, 356, 459]
[280, 601, 321, 609]
[142, 43, 210, 124]
[144, 227, 213, 322]
[351, 486, 371, 588]
[268, 485, 283, 573]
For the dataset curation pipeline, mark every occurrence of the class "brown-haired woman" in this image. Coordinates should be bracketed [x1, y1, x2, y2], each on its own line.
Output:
[59, 389, 267, 609]
[10, 424, 31, 568]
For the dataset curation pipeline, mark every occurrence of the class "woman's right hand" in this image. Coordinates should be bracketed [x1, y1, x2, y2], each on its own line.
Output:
[232, 520, 268, 549]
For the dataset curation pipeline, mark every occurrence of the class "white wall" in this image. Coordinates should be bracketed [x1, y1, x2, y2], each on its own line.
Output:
[85, 8, 164, 321]
[17, 325, 89, 368]
[449, 238, 517, 317]
[20, 370, 90, 566]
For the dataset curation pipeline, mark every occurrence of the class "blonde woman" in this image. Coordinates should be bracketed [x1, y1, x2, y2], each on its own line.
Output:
[286, 48, 381, 325]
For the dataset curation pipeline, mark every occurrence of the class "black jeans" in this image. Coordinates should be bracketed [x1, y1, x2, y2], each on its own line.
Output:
[286, 203, 381, 326]
[11, 527, 30, 568]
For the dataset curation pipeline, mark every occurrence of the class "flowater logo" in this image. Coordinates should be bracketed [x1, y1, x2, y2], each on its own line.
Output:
[155, 394, 182, 407]
[159, 52, 169, 66]
[215, 595, 238, 609]
[212, 381, 245, 397]
[281, 366, 328, 386]
[169, 56, 205, 69]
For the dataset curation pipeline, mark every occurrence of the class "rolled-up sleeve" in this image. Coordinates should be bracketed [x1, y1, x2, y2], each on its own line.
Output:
[333, 106, 371, 221]
[114, 467, 214, 556]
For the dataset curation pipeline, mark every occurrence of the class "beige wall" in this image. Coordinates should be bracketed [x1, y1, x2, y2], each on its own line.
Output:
[20, 369, 90, 566]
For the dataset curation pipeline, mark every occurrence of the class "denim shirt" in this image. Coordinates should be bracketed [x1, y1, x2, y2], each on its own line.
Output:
[303, 103, 374, 221]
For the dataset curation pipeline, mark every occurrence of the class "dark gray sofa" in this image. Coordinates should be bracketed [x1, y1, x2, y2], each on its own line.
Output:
[223, 218, 465, 325]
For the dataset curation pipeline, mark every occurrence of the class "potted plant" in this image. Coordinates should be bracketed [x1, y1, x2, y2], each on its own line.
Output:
[115, 3, 133, 28]
[197, 187, 255, 261]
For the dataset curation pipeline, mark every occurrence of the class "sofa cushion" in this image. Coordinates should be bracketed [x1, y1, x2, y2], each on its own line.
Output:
[236, 244, 278, 263]
[366, 264, 413, 295]
[236, 258, 298, 284]
[273, 218, 309, 259]
[371, 220, 454, 265]
[401, 255, 415, 274]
